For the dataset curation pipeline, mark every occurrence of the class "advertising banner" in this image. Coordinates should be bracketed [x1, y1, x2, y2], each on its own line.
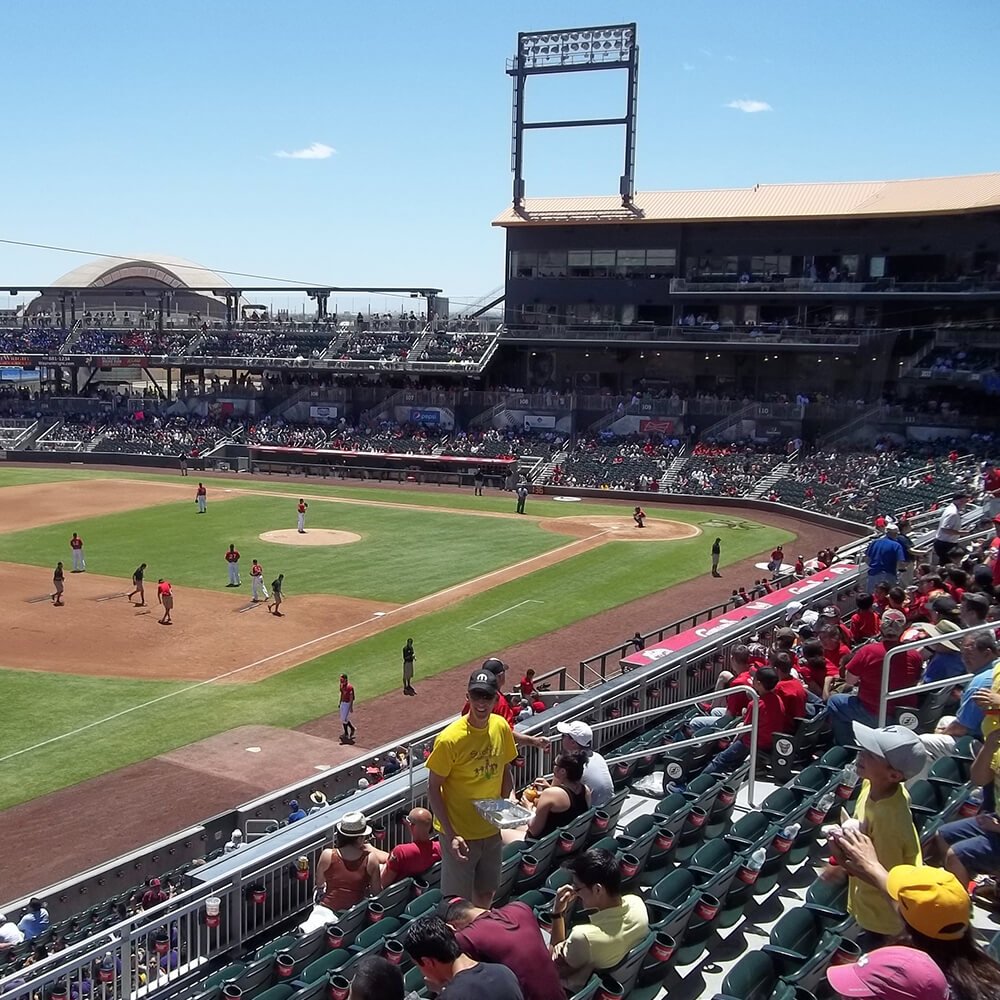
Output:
[619, 564, 858, 669]
[309, 405, 338, 422]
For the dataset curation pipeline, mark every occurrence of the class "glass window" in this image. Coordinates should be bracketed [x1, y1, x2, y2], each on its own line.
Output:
[591, 251, 616, 278]
[869, 256, 886, 278]
[646, 249, 676, 277]
[538, 251, 567, 278]
[617, 250, 646, 277]
[567, 251, 591, 277]
[840, 255, 859, 278]
[511, 251, 537, 279]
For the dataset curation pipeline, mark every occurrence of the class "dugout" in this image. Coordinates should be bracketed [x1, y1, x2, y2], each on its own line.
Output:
[247, 444, 517, 487]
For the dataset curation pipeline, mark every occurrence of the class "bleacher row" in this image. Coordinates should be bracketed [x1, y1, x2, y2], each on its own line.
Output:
[0, 326, 499, 367]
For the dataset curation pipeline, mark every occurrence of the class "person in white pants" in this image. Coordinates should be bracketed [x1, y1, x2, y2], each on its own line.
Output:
[250, 560, 268, 602]
[69, 533, 86, 572]
[225, 544, 241, 587]
[196, 482, 207, 513]
[297, 499, 308, 534]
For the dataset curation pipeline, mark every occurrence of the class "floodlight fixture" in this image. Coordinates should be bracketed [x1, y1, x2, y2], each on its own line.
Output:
[507, 22, 639, 208]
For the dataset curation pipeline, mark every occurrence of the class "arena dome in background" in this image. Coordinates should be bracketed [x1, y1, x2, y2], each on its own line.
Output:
[28, 254, 241, 318]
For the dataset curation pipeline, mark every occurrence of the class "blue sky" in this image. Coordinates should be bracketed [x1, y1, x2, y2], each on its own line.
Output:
[2, 1, 998, 315]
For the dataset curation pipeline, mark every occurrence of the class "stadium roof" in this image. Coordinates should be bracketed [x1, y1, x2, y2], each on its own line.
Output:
[50, 255, 233, 296]
[492, 170, 1000, 227]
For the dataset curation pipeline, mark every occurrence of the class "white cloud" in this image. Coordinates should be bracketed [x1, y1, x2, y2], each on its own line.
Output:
[725, 99, 773, 113]
[682, 61, 695, 71]
[275, 142, 336, 160]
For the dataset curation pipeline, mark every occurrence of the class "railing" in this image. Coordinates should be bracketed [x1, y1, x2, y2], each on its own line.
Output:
[670, 277, 1000, 294]
[599, 687, 762, 807]
[502, 323, 866, 347]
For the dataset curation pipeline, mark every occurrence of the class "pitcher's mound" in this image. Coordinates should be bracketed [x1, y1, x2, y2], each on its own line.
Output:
[259, 529, 361, 546]
[541, 515, 699, 541]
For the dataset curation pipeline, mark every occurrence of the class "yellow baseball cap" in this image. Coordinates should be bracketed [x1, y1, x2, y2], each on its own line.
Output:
[886, 864, 970, 941]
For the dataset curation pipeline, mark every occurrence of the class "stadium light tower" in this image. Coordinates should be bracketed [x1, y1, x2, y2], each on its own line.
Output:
[507, 23, 639, 210]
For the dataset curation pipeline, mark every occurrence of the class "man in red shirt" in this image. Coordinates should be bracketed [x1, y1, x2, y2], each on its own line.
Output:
[519, 669, 537, 702]
[195, 482, 207, 514]
[297, 499, 308, 534]
[706, 666, 784, 774]
[69, 532, 86, 573]
[442, 896, 565, 1000]
[982, 462, 1000, 522]
[988, 515, 1000, 588]
[772, 652, 807, 732]
[381, 808, 442, 888]
[157, 579, 174, 625]
[826, 609, 922, 744]
[225, 544, 241, 587]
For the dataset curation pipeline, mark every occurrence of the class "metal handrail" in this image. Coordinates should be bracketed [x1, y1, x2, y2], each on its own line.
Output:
[877, 624, 994, 726]
[598, 686, 761, 807]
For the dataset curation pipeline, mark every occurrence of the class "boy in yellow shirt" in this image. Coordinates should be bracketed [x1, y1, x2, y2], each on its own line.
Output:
[823, 723, 927, 943]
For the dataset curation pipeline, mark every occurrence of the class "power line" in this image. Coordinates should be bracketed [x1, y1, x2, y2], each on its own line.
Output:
[0, 237, 425, 301]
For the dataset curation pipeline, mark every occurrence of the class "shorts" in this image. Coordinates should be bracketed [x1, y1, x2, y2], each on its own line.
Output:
[54, 580, 64, 594]
[161, 595, 173, 610]
[440, 833, 502, 902]
[937, 815, 1000, 876]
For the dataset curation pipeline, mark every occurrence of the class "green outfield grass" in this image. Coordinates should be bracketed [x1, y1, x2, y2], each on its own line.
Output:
[0, 465, 794, 809]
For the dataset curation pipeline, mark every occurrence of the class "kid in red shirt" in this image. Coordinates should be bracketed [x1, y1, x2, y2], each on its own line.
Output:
[850, 594, 881, 643]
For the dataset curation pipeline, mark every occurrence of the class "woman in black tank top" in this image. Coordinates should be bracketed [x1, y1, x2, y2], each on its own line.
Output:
[526, 752, 591, 842]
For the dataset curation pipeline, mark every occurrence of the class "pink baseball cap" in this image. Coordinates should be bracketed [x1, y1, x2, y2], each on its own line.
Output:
[826, 946, 949, 1000]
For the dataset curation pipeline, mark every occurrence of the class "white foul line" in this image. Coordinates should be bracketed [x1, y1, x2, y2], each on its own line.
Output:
[0, 528, 610, 764]
[467, 600, 544, 631]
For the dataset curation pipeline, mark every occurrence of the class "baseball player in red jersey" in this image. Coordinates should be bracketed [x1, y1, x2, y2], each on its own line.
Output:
[297, 499, 308, 534]
[983, 460, 1000, 521]
[250, 559, 268, 602]
[157, 579, 173, 625]
[225, 543, 241, 587]
[195, 482, 207, 513]
[632, 506, 646, 528]
[69, 532, 86, 572]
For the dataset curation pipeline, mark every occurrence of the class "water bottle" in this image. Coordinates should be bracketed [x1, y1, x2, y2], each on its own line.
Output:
[807, 790, 838, 825]
[959, 786, 985, 818]
[836, 763, 859, 799]
[774, 822, 800, 854]
[738, 847, 767, 884]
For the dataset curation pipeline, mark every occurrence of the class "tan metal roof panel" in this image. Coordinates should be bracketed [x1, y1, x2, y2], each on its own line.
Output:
[492, 171, 1000, 226]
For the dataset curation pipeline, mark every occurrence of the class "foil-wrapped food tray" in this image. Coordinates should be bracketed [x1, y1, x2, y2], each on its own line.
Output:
[474, 799, 533, 829]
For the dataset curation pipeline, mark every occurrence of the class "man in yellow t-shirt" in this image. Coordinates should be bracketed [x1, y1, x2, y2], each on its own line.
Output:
[825, 723, 926, 943]
[427, 669, 517, 907]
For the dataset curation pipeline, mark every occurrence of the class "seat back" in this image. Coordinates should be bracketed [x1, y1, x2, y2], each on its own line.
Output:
[401, 888, 442, 923]
[370, 878, 414, 921]
[603, 929, 656, 995]
[720, 950, 781, 1000]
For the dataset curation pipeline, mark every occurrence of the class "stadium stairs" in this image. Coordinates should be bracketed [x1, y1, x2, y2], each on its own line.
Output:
[659, 451, 689, 491]
[749, 461, 792, 499]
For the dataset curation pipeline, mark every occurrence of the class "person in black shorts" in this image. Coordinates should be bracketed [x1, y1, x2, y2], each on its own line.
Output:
[403, 638, 416, 695]
[473, 468, 484, 497]
[128, 563, 147, 606]
[268, 574, 284, 616]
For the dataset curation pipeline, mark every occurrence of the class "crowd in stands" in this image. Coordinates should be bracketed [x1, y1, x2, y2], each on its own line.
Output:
[675, 441, 786, 497]
[74, 328, 189, 356]
[95, 414, 239, 457]
[554, 432, 680, 490]
[0, 328, 65, 352]
[441, 427, 564, 460]
[417, 332, 493, 364]
[336, 332, 419, 364]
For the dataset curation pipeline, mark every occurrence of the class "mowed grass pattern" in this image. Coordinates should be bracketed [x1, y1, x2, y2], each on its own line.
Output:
[0, 466, 794, 808]
[0, 495, 570, 603]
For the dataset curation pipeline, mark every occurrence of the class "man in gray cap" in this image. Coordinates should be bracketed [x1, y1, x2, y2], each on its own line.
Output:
[825, 723, 926, 942]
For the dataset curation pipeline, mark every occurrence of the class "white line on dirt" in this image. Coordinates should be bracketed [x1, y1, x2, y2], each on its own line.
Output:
[466, 599, 544, 630]
[0, 529, 610, 764]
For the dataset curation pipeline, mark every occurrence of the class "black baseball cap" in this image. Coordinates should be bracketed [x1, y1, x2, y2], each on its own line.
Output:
[468, 670, 499, 696]
[481, 657, 507, 675]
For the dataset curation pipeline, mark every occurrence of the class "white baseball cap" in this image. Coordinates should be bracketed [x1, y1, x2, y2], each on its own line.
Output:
[556, 721, 593, 747]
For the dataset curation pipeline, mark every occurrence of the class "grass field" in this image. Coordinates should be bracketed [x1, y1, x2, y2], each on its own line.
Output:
[0, 466, 794, 809]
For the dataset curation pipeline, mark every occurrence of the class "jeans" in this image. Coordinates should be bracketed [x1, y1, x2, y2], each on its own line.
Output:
[689, 708, 730, 732]
[706, 739, 750, 775]
[826, 694, 878, 745]
[866, 571, 898, 593]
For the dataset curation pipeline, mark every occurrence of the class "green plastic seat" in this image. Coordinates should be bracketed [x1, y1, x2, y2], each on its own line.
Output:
[567, 975, 602, 1000]
[256, 934, 297, 960]
[720, 951, 782, 1000]
[252, 986, 295, 1000]
[299, 949, 353, 984]
[351, 916, 402, 952]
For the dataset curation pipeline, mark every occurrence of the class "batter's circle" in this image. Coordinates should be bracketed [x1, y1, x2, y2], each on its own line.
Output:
[259, 529, 362, 546]
[540, 515, 700, 541]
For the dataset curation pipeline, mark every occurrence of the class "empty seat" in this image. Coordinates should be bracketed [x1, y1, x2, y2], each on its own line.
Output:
[299, 949, 353, 984]
[764, 907, 842, 993]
